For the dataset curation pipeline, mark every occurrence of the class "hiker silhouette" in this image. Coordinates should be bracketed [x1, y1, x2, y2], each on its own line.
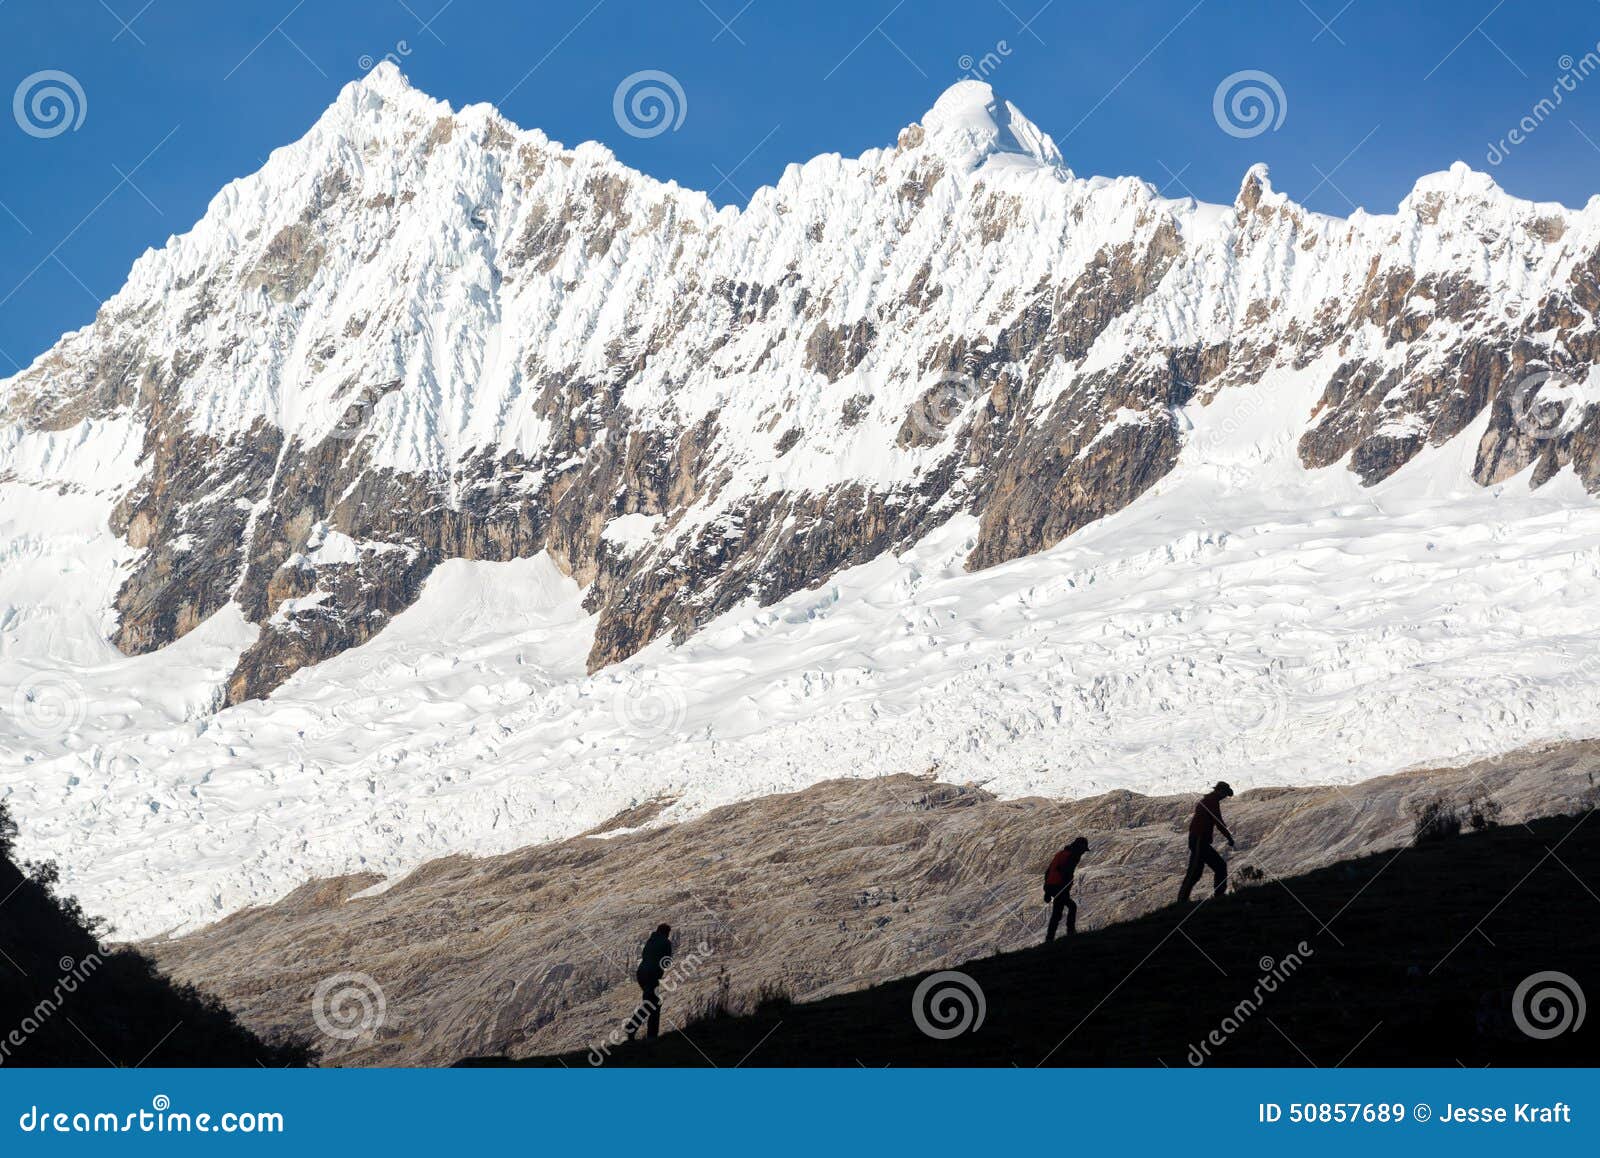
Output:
[627, 922, 674, 1040]
[1178, 781, 1236, 902]
[1043, 836, 1090, 943]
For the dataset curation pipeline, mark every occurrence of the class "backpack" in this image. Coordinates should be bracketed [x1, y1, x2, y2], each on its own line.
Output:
[1043, 856, 1062, 901]
[1043, 847, 1077, 900]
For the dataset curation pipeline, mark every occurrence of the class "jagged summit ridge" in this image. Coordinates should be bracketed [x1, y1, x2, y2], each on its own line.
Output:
[2, 67, 1599, 705]
[240, 66, 1551, 228]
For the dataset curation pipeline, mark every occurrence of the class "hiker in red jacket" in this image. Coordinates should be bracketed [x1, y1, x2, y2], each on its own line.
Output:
[1043, 836, 1090, 943]
[1178, 781, 1236, 902]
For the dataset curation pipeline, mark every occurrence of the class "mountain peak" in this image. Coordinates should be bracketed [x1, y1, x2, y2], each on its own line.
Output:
[914, 80, 1063, 171]
[1404, 160, 1505, 204]
[1234, 162, 1279, 213]
[333, 61, 430, 126]
[354, 60, 413, 98]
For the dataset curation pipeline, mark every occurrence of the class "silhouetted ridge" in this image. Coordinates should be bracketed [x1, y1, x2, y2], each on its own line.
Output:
[0, 803, 312, 1067]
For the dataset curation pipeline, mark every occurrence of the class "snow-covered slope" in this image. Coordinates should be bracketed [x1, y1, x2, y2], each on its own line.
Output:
[5, 68, 1600, 936]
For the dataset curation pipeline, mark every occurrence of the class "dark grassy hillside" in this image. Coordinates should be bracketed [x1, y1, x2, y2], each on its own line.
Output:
[492, 809, 1599, 1067]
[0, 804, 311, 1067]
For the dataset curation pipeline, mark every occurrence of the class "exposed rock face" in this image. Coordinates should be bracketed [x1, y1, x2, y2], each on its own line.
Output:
[145, 740, 1600, 1066]
[6, 72, 1600, 699]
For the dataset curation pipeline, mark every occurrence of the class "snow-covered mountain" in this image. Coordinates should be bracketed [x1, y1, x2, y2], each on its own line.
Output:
[6, 66, 1600, 936]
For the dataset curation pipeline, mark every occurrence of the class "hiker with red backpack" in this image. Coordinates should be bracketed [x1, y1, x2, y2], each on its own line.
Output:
[1178, 781, 1236, 902]
[1043, 836, 1090, 943]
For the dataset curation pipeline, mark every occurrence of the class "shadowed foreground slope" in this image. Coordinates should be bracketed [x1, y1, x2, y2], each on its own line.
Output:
[493, 810, 1600, 1067]
[0, 805, 310, 1067]
[152, 740, 1598, 1065]
[151, 741, 1600, 1065]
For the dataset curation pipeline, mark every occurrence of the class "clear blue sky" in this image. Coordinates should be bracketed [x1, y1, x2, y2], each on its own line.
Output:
[3, 0, 1600, 370]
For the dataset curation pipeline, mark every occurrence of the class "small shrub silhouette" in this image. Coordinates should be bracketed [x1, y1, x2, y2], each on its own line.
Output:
[748, 979, 793, 1015]
[1463, 794, 1502, 832]
[1411, 795, 1462, 844]
[679, 971, 794, 1032]
[1410, 793, 1504, 843]
[1577, 773, 1600, 814]
[681, 967, 736, 1027]
[1231, 864, 1267, 891]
